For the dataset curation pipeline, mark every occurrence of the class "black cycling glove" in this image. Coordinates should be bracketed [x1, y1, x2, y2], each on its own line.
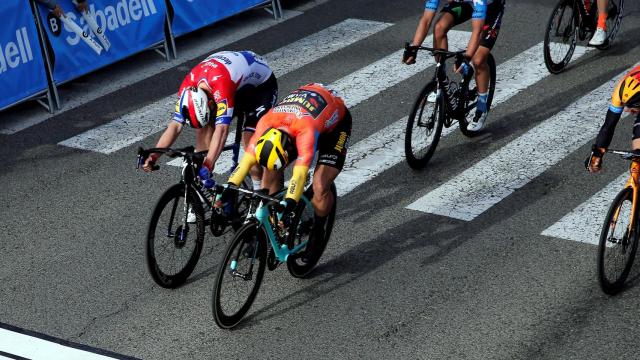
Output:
[585, 144, 605, 171]
[403, 42, 418, 63]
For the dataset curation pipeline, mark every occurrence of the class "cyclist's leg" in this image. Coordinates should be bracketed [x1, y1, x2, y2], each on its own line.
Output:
[589, 0, 609, 45]
[312, 110, 352, 217]
[470, 0, 503, 128]
[434, 2, 472, 50]
[238, 74, 278, 189]
[261, 168, 283, 195]
[473, 47, 491, 95]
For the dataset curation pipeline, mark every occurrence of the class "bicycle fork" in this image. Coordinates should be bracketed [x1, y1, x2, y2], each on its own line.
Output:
[610, 161, 640, 245]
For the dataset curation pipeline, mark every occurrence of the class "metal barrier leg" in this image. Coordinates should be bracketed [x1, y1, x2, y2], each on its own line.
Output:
[31, 0, 60, 112]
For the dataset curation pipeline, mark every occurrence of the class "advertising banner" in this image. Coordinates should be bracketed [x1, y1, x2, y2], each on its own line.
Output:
[169, 0, 269, 37]
[36, 0, 167, 83]
[0, 0, 48, 110]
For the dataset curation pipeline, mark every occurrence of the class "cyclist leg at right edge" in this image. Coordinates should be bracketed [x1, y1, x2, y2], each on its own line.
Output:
[589, 0, 610, 47]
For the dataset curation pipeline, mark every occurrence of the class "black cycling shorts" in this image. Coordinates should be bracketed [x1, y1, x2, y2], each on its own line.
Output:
[316, 109, 352, 171]
[234, 73, 278, 132]
[441, 0, 505, 50]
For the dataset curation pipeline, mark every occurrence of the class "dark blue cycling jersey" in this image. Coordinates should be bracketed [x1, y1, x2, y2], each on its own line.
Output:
[424, 0, 490, 20]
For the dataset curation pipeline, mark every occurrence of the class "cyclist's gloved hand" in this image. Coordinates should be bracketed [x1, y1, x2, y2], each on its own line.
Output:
[403, 42, 418, 65]
[585, 144, 605, 173]
[215, 185, 237, 215]
[455, 55, 473, 78]
[278, 198, 297, 226]
[199, 159, 216, 188]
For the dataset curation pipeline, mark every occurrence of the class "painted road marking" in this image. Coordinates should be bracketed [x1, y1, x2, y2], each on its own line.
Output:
[541, 172, 629, 244]
[0, 325, 135, 360]
[166, 30, 464, 173]
[407, 63, 631, 221]
[336, 42, 590, 195]
[0, 10, 303, 135]
[59, 18, 392, 154]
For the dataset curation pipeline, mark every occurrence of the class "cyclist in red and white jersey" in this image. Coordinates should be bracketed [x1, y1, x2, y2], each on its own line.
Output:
[143, 51, 277, 189]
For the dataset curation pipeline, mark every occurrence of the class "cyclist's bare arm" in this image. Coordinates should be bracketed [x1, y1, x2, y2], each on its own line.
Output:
[204, 124, 230, 170]
[404, 9, 437, 64]
[143, 121, 183, 172]
[412, 10, 437, 47]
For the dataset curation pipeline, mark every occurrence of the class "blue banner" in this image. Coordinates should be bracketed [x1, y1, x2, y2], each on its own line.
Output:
[36, 0, 167, 84]
[0, 0, 48, 110]
[169, 0, 268, 37]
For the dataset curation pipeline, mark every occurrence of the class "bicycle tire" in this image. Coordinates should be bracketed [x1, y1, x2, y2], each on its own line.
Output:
[404, 80, 444, 170]
[212, 221, 267, 329]
[544, 0, 578, 74]
[458, 53, 497, 137]
[597, 187, 639, 295]
[286, 184, 337, 278]
[595, 0, 624, 50]
[146, 183, 205, 288]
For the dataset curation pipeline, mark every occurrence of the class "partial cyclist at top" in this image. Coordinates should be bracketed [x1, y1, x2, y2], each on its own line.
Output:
[142, 50, 278, 191]
[403, 0, 506, 132]
[586, 64, 640, 173]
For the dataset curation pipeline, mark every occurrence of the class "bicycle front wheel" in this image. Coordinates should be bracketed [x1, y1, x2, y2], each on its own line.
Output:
[212, 221, 267, 329]
[287, 184, 337, 278]
[146, 183, 205, 288]
[597, 187, 639, 295]
[544, 0, 578, 74]
[595, 0, 624, 50]
[404, 80, 444, 170]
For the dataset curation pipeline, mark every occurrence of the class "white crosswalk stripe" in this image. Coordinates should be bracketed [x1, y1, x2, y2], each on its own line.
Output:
[541, 173, 628, 244]
[58, 18, 392, 154]
[337, 42, 591, 195]
[0, 327, 120, 360]
[406, 63, 633, 221]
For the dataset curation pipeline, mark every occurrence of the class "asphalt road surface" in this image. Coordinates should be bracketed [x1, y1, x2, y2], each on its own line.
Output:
[2, 0, 640, 358]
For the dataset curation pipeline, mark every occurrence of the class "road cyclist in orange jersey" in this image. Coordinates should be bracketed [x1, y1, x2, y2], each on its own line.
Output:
[218, 83, 352, 261]
[586, 65, 640, 172]
[403, 0, 506, 132]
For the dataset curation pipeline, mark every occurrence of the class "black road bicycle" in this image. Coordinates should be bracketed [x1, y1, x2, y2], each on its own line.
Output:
[404, 45, 496, 170]
[544, 0, 624, 74]
[137, 146, 250, 288]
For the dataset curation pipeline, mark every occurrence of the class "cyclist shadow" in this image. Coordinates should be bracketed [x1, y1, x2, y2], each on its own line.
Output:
[235, 207, 480, 328]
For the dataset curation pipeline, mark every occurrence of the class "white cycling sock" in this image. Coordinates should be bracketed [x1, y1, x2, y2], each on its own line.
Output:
[252, 179, 262, 191]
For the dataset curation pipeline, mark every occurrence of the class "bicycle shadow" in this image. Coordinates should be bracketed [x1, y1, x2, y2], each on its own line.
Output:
[233, 201, 493, 329]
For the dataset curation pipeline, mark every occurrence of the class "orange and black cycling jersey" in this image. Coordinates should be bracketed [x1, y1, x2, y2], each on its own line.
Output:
[595, 65, 640, 149]
[228, 83, 347, 202]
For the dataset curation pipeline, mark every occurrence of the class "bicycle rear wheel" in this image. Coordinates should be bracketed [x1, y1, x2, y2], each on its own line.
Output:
[212, 221, 267, 329]
[146, 184, 205, 288]
[287, 184, 337, 278]
[404, 81, 444, 170]
[544, 0, 578, 74]
[597, 187, 639, 295]
[595, 0, 624, 50]
[458, 53, 496, 137]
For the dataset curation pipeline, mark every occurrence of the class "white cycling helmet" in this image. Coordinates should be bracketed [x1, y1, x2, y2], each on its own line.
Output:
[179, 87, 210, 128]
